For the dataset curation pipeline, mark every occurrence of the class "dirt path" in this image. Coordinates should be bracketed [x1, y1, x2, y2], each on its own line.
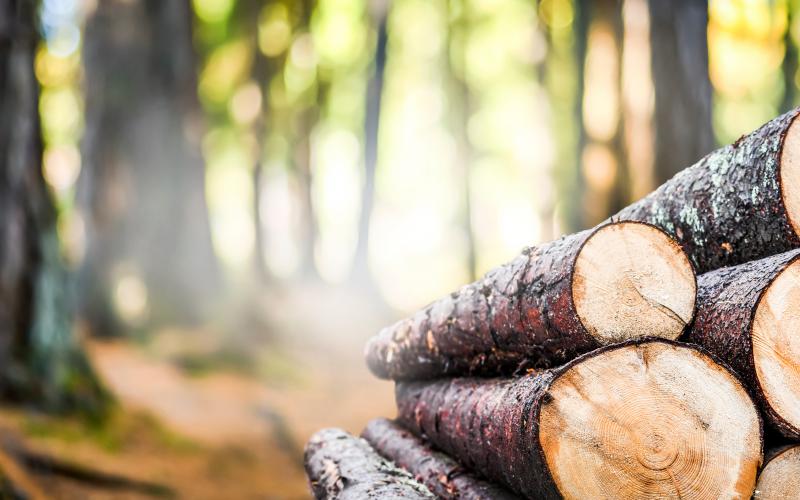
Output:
[0, 284, 398, 498]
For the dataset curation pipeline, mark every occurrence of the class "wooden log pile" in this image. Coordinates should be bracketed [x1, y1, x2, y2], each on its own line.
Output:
[304, 110, 800, 499]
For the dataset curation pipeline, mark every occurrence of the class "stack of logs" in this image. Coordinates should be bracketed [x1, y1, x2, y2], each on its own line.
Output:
[304, 109, 800, 499]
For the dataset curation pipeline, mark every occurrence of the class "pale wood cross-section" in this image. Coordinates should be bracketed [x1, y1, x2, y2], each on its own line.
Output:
[754, 446, 800, 500]
[540, 341, 762, 500]
[752, 259, 800, 434]
[781, 117, 800, 238]
[572, 222, 696, 344]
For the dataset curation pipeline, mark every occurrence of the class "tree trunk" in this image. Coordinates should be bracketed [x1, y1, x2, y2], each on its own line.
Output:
[755, 445, 800, 499]
[395, 340, 762, 499]
[237, 0, 273, 283]
[361, 418, 519, 500]
[366, 221, 694, 380]
[446, 0, 478, 282]
[304, 428, 434, 499]
[782, 8, 797, 113]
[0, 0, 107, 414]
[614, 108, 800, 273]
[647, 0, 715, 184]
[352, 1, 388, 284]
[686, 248, 800, 439]
[79, 0, 222, 334]
[292, 0, 321, 279]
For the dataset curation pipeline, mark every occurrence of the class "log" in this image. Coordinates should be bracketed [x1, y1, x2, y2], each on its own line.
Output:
[395, 339, 762, 499]
[366, 221, 695, 380]
[686, 248, 800, 439]
[303, 428, 433, 499]
[615, 107, 800, 273]
[361, 418, 519, 500]
[754, 445, 800, 499]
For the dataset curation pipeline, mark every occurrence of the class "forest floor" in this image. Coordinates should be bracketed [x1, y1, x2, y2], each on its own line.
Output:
[0, 283, 397, 499]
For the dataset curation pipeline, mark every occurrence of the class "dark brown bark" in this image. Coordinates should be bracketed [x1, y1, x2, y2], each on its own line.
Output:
[615, 108, 800, 273]
[79, 0, 222, 333]
[648, 0, 715, 184]
[0, 0, 107, 414]
[361, 418, 519, 500]
[304, 428, 433, 499]
[395, 368, 561, 498]
[366, 226, 596, 380]
[686, 248, 800, 439]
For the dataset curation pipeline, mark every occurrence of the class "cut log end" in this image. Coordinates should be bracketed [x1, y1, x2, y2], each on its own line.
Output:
[781, 115, 800, 238]
[572, 222, 696, 344]
[752, 257, 800, 435]
[755, 446, 800, 500]
[539, 341, 761, 500]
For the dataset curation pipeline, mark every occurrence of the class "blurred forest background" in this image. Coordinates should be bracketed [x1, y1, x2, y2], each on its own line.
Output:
[0, 0, 798, 497]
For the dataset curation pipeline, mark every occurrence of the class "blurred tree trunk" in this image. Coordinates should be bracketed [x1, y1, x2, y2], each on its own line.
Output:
[0, 0, 107, 415]
[447, 0, 477, 282]
[782, 7, 797, 112]
[80, 0, 222, 334]
[648, 0, 714, 183]
[544, 0, 589, 234]
[293, 0, 321, 279]
[239, 0, 273, 283]
[352, 0, 388, 284]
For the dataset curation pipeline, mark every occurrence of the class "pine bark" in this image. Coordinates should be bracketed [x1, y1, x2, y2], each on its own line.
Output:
[395, 368, 562, 498]
[686, 248, 800, 439]
[366, 226, 597, 380]
[304, 428, 434, 499]
[361, 418, 519, 500]
[615, 108, 800, 273]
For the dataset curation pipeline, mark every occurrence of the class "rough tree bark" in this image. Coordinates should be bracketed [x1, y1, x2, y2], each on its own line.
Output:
[396, 340, 762, 500]
[304, 428, 434, 499]
[0, 0, 107, 414]
[615, 107, 800, 273]
[686, 248, 800, 439]
[79, 0, 222, 334]
[366, 221, 695, 380]
[361, 418, 519, 500]
[647, 0, 715, 183]
[754, 445, 800, 499]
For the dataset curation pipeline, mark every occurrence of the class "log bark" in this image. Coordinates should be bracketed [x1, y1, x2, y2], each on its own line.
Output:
[686, 248, 800, 439]
[361, 418, 519, 500]
[615, 107, 800, 273]
[754, 445, 800, 499]
[304, 428, 434, 499]
[395, 339, 762, 499]
[366, 221, 695, 380]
